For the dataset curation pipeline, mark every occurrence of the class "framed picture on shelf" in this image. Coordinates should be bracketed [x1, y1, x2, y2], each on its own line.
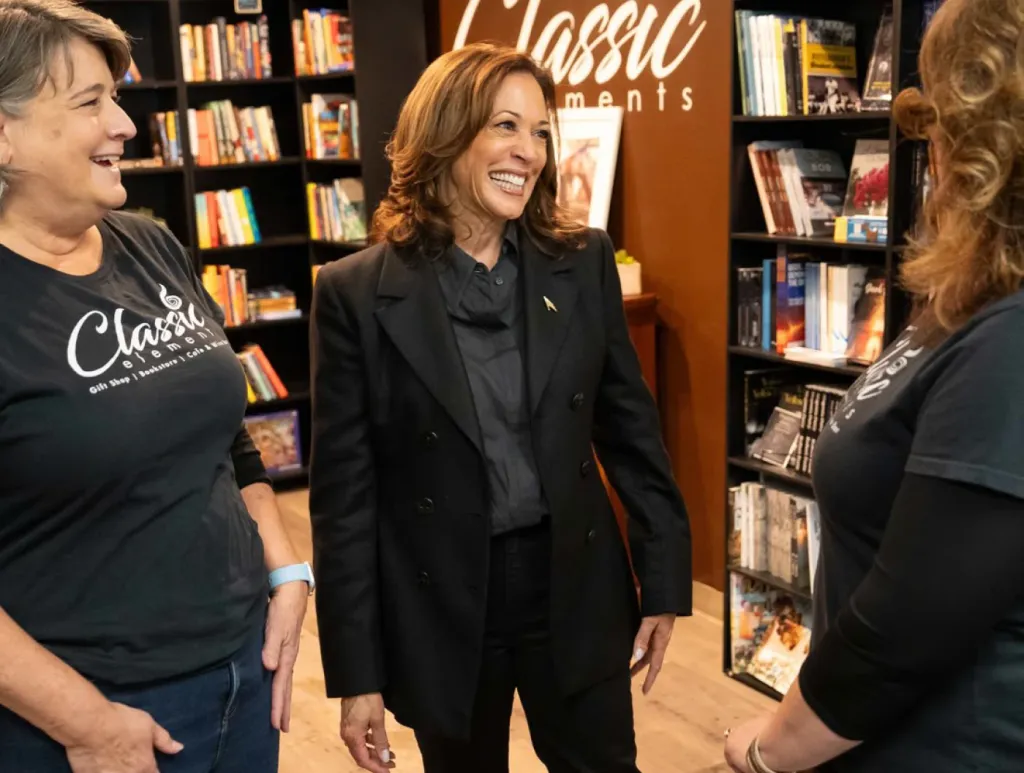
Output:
[553, 106, 623, 230]
[234, 0, 263, 13]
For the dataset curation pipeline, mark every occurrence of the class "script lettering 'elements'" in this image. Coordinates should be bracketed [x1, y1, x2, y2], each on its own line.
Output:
[454, 0, 707, 86]
[67, 285, 208, 378]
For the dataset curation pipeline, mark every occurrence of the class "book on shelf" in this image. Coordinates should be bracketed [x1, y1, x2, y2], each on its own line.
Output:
[833, 139, 890, 244]
[122, 57, 143, 84]
[734, 12, 867, 117]
[748, 141, 847, 238]
[730, 571, 814, 695]
[741, 368, 847, 478]
[180, 16, 272, 82]
[128, 111, 184, 168]
[189, 101, 281, 166]
[302, 94, 360, 160]
[243, 410, 303, 477]
[293, 9, 355, 76]
[202, 264, 301, 327]
[194, 187, 261, 249]
[237, 343, 290, 403]
[729, 481, 818, 592]
[307, 178, 367, 243]
[861, 6, 894, 111]
[742, 369, 805, 456]
[735, 247, 882, 365]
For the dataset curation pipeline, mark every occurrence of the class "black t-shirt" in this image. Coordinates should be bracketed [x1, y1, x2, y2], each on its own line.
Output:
[807, 288, 1024, 770]
[0, 211, 269, 687]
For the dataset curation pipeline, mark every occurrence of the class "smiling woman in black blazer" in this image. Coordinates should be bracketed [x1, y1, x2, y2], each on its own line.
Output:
[308, 41, 692, 773]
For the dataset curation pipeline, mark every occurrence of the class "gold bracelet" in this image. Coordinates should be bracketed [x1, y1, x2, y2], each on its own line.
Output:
[746, 736, 785, 773]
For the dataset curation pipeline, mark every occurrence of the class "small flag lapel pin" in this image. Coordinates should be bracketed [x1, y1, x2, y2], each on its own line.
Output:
[543, 295, 558, 312]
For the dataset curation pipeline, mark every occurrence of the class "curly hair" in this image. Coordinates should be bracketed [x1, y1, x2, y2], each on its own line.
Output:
[893, 0, 1024, 334]
[369, 41, 588, 261]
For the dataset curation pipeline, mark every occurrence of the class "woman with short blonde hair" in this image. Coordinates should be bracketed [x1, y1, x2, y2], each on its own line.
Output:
[724, 0, 1024, 770]
[0, 2, 308, 771]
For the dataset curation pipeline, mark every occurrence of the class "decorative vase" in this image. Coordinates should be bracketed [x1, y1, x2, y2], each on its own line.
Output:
[617, 261, 642, 296]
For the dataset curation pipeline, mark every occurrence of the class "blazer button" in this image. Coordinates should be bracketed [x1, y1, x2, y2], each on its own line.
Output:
[571, 392, 585, 410]
[417, 497, 435, 514]
[586, 528, 596, 543]
[580, 460, 592, 477]
[417, 571, 430, 586]
[423, 431, 438, 447]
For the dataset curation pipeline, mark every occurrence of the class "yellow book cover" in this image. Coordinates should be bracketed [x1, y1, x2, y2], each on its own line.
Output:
[800, 18, 862, 115]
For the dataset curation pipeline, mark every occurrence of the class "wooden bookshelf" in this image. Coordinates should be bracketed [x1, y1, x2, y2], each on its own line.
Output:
[86, 0, 428, 489]
[724, 0, 934, 698]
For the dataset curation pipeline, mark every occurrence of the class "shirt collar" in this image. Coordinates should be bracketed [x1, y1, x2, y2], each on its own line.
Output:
[438, 221, 519, 282]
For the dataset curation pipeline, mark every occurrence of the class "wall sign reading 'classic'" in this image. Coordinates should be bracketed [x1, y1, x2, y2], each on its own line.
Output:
[453, 0, 708, 113]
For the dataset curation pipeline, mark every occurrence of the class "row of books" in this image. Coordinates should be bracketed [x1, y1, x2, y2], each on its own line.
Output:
[307, 179, 368, 243]
[730, 572, 812, 695]
[237, 343, 290, 404]
[302, 94, 360, 160]
[189, 102, 281, 166]
[735, 246, 887, 366]
[194, 187, 261, 250]
[117, 112, 184, 170]
[202, 263, 302, 328]
[746, 374, 847, 477]
[729, 481, 819, 593]
[244, 410, 303, 477]
[748, 138, 890, 244]
[180, 17, 272, 83]
[734, 10, 892, 116]
[293, 9, 354, 76]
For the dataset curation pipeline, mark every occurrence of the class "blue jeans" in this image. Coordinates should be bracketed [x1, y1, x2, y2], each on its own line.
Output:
[0, 623, 279, 772]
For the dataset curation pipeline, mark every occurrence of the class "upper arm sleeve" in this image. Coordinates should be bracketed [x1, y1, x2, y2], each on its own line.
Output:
[308, 269, 385, 697]
[906, 310, 1024, 498]
[589, 229, 692, 617]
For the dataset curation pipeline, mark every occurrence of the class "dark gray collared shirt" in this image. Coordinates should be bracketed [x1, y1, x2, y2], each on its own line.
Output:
[434, 228, 548, 535]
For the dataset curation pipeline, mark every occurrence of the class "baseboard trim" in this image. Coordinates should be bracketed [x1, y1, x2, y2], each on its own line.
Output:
[693, 581, 723, 620]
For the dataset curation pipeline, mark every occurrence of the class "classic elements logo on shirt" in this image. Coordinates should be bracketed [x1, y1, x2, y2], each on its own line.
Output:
[828, 326, 926, 435]
[67, 284, 228, 393]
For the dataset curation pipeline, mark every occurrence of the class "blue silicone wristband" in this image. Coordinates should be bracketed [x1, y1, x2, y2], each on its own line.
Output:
[268, 563, 311, 591]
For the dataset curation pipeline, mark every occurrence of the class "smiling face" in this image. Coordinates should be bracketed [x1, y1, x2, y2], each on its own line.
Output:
[0, 36, 137, 224]
[448, 71, 551, 231]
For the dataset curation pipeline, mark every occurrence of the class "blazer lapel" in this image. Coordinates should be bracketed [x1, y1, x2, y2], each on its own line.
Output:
[521, 230, 578, 415]
[373, 245, 483, 455]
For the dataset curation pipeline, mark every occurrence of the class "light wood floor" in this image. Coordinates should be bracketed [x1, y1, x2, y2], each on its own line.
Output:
[275, 490, 775, 773]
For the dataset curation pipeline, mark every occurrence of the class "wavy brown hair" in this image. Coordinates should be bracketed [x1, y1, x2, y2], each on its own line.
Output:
[370, 41, 588, 261]
[893, 0, 1024, 334]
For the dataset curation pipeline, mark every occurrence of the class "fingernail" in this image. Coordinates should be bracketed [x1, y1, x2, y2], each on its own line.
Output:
[380, 747, 390, 763]
[172, 741, 184, 752]
[634, 648, 645, 661]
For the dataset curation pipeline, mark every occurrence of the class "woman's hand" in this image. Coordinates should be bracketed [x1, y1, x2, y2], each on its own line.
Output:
[341, 693, 396, 772]
[263, 581, 308, 732]
[630, 613, 676, 694]
[64, 702, 183, 773]
[724, 716, 771, 773]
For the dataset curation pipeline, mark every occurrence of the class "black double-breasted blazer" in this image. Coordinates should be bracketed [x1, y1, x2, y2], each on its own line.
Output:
[308, 223, 691, 740]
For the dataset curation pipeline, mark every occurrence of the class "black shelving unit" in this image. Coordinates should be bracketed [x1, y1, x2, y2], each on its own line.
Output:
[724, 0, 931, 697]
[85, 0, 428, 488]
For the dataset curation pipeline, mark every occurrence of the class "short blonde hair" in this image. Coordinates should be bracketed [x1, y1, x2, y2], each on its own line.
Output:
[0, 0, 132, 194]
[894, 0, 1024, 333]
